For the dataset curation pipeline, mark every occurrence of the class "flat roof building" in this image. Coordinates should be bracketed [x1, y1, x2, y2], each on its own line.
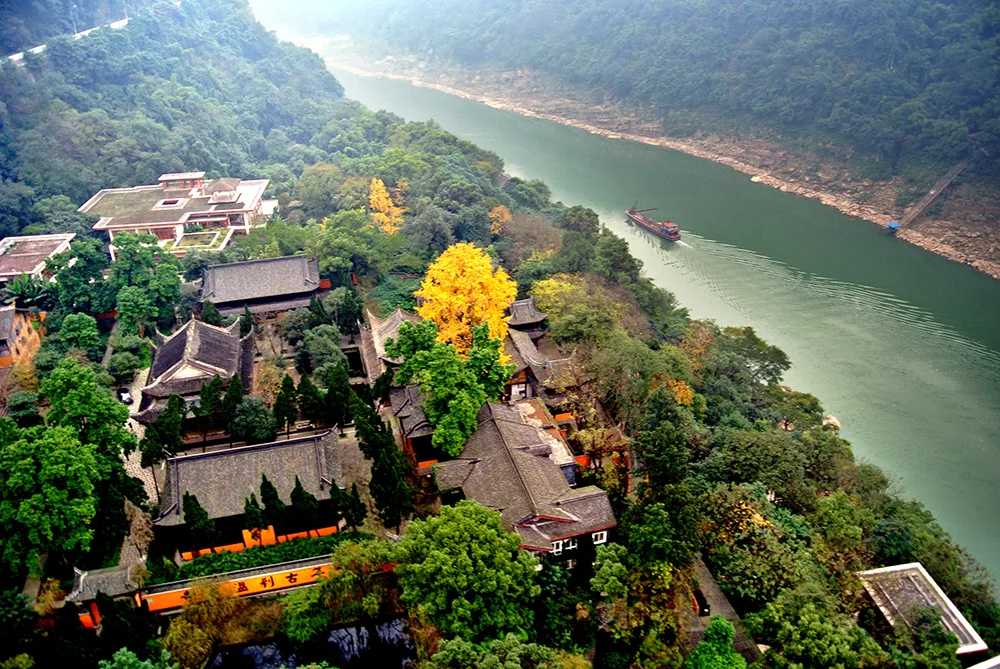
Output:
[79, 173, 269, 259]
[857, 563, 988, 655]
[0, 233, 75, 283]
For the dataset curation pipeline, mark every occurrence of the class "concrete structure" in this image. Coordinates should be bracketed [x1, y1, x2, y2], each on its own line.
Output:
[857, 563, 988, 655]
[79, 172, 269, 259]
[0, 233, 75, 283]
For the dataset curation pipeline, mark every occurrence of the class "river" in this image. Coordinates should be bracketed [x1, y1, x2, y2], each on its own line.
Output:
[291, 57, 1000, 579]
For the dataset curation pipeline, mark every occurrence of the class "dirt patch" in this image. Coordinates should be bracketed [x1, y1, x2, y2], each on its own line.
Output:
[306, 39, 1000, 280]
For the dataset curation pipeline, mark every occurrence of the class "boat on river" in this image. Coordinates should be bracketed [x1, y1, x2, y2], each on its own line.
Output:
[625, 202, 681, 242]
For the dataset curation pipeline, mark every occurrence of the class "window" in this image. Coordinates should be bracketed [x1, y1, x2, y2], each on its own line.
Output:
[592, 531, 608, 545]
[154, 198, 187, 209]
[565, 538, 579, 551]
[160, 199, 180, 206]
[566, 559, 577, 570]
[551, 540, 564, 555]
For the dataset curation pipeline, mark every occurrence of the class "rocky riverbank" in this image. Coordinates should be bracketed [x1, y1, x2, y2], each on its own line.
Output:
[305, 39, 1000, 280]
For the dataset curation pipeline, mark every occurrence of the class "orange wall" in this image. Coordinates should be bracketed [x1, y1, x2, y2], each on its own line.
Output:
[0, 311, 43, 369]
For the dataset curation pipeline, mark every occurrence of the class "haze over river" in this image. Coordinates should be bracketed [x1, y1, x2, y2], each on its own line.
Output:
[326, 65, 1000, 580]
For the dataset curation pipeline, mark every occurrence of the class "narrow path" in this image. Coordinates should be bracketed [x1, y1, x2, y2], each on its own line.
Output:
[900, 158, 971, 226]
[685, 556, 763, 663]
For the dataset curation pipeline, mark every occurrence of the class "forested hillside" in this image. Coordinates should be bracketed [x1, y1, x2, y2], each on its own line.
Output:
[0, 0, 344, 236]
[325, 0, 999, 179]
[0, 0, 155, 55]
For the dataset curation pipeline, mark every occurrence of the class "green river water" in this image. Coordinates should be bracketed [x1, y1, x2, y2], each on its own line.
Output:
[331, 67, 1000, 580]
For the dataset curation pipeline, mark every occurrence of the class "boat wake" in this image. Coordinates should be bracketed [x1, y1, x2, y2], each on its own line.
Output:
[676, 240, 692, 248]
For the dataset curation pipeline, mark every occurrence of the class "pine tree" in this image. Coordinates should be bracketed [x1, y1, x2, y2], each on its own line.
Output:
[221, 375, 245, 440]
[324, 364, 352, 433]
[338, 288, 364, 338]
[290, 475, 320, 528]
[182, 492, 216, 551]
[350, 391, 390, 460]
[370, 444, 415, 533]
[243, 493, 266, 538]
[200, 300, 223, 326]
[198, 376, 224, 438]
[139, 394, 185, 469]
[273, 374, 299, 436]
[239, 305, 254, 337]
[297, 375, 324, 425]
[327, 482, 345, 529]
[344, 482, 367, 531]
[308, 294, 332, 328]
[259, 473, 286, 529]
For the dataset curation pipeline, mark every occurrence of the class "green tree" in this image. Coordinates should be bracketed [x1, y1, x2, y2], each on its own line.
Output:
[182, 492, 216, 551]
[259, 474, 286, 529]
[396, 500, 540, 641]
[387, 320, 511, 457]
[369, 439, 414, 532]
[273, 374, 299, 436]
[199, 301, 223, 327]
[107, 352, 141, 385]
[197, 376, 225, 438]
[426, 634, 575, 669]
[99, 648, 178, 669]
[0, 426, 99, 572]
[116, 286, 157, 338]
[139, 394, 185, 470]
[686, 616, 747, 669]
[297, 375, 325, 425]
[59, 313, 102, 359]
[242, 494, 266, 535]
[239, 306, 254, 337]
[230, 397, 277, 445]
[290, 475, 320, 528]
[322, 363, 351, 432]
[6, 391, 40, 428]
[47, 238, 110, 315]
[343, 482, 367, 531]
[220, 376, 245, 437]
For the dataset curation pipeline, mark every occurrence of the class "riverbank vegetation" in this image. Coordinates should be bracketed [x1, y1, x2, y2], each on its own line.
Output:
[317, 0, 999, 185]
[0, 1, 997, 668]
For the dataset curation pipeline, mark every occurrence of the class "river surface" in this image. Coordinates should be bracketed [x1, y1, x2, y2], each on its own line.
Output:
[321, 66, 1000, 580]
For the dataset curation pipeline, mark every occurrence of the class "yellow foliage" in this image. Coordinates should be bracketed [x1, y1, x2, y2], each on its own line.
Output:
[253, 360, 283, 407]
[488, 205, 512, 235]
[416, 242, 517, 354]
[667, 379, 694, 406]
[368, 177, 405, 235]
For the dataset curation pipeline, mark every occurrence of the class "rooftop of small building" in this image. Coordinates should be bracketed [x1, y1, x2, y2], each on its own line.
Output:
[507, 297, 549, 327]
[155, 431, 343, 527]
[201, 255, 320, 306]
[0, 233, 76, 278]
[435, 401, 615, 549]
[82, 177, 269, 230]
[857, 563, 987, 654]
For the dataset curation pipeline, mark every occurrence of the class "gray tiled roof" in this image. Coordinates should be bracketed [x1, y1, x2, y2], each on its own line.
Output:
[155, 431, 344, 527]
[143, 319, 246, 399]
[201, 255, 320, 307]
[66, 564, 138, 602]
[507, 329, 578, 389]
[435, 402, 615, 550]
[388, 385, 434, 438]
[507, 297, 548, 327]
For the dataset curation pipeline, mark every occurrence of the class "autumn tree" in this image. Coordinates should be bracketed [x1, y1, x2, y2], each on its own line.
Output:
[368, 177, 405, 235]
[488, 205, 512, 236]
[415, 242, 517, 354]
[396, 500, 540, 641]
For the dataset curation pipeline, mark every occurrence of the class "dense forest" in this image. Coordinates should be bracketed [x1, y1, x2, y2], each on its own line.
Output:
[315, 0, 1000, 180]
[0, 0, 155, 55]
[0, 1, 999, 668]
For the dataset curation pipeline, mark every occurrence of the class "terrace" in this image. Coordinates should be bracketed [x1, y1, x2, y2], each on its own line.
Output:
[162, 229, 231, 253]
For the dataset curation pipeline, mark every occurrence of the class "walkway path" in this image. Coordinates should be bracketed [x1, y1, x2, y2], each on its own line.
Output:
[683, 556, 763, 663]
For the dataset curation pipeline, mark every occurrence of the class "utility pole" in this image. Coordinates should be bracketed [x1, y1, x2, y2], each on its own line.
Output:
[70, 4, 78, 34]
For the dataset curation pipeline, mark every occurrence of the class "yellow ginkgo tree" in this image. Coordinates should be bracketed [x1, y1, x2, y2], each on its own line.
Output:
[415, 242, 517, 355]
[368, 177, 405, 235]
[488, 205, 511, 236]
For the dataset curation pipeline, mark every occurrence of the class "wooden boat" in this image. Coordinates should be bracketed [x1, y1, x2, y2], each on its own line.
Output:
[625, 202, 681, 242]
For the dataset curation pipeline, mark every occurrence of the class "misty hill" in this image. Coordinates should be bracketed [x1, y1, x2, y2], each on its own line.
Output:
[0, 0, 345, 236]
[332, 0, 1000, 179]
